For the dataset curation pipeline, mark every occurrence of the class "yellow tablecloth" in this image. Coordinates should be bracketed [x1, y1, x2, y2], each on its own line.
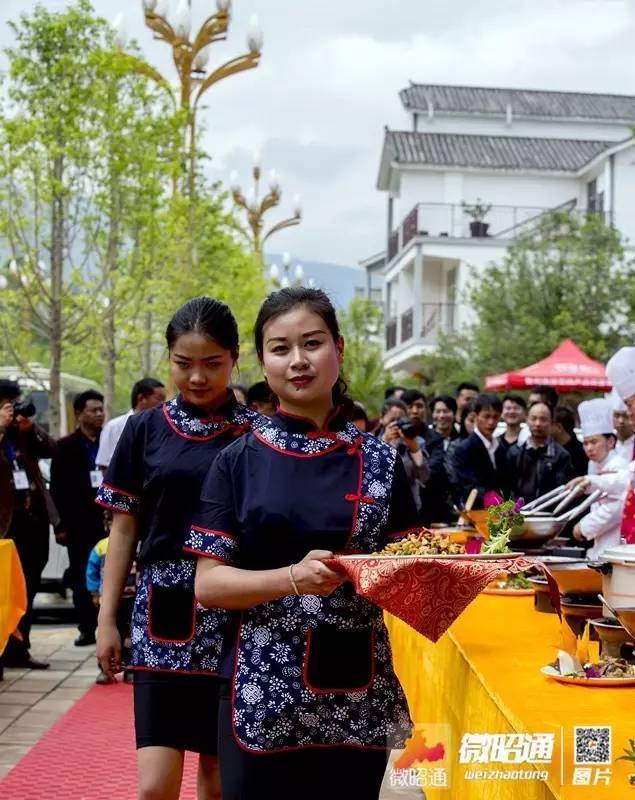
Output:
[387, 594, 635, 800]
[0, 539, 27, 654]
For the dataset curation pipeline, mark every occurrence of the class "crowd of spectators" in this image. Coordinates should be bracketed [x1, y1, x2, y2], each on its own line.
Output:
[361, 382, 628, 528]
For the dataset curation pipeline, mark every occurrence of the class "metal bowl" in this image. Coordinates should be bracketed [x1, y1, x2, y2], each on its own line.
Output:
[512, 516, 567, 542]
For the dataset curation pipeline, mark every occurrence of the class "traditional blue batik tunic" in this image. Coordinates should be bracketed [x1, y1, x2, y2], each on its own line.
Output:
[185, 408, 419, 752]
[96, 393, 261, 675]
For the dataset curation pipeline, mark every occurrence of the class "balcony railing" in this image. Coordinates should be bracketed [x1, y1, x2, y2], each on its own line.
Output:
[385, 303, 456, 351]
[421, 302, 456, 345]
[388, 230, 399, 262]
[400, 307, 413, 342]
[386, 318, 397, 350]
[386, 200, 583, 263]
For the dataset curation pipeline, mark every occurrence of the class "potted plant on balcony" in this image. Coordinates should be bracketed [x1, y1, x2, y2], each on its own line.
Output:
[462, 198, 492, 237]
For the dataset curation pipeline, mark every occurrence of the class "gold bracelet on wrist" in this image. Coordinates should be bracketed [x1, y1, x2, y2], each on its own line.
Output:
[288, 563, 300, 596]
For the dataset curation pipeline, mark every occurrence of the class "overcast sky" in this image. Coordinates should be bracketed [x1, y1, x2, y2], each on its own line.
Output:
[2, 0, 635, 267]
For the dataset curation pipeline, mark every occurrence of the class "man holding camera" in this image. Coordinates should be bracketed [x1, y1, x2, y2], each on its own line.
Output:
[376, 398, 430, 514]
[0, 379, 57, 670]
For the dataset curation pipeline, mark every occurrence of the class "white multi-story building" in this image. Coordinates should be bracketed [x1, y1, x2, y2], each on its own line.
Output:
[365, 83, 635, 373]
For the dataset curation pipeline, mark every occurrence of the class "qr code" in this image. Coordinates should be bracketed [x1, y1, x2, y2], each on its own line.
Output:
[574, 727, 612, 764]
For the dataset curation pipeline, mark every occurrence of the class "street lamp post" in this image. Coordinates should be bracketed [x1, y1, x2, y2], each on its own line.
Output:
[230, 159, 302, 258]
[113, 1, 263, 196]
[268, 252, 315, 290]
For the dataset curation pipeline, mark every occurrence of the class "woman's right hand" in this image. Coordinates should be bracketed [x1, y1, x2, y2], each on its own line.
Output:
[291, 550, 347, 597]
[96, 618, 122, 681]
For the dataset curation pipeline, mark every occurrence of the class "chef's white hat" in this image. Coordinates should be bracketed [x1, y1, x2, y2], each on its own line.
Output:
[608, 387, 627, 413]
[606, 347, 635, 402]
[578, 398, 614, 437]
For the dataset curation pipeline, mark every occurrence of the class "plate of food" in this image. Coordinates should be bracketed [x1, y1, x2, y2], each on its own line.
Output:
[483, 572, 534, 595]
[541, 653, 635, 687]
[340, 552, 522, 561]
[339, 532, 523, 561]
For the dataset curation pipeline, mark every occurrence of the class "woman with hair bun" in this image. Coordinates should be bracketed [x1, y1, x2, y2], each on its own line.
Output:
[189, 288, 419, 799]
[95, 297, 261, 800]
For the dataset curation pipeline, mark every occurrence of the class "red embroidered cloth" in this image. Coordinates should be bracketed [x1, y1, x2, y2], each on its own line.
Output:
[329, 555, 538, 642]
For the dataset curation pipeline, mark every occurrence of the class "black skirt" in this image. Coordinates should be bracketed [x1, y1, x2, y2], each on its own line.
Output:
[217, 689, 389, 800]
[133, 670, 221, 755]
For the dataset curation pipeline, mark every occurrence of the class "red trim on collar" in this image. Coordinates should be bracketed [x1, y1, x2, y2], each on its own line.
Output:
[162, 403, 234, 441]
[252, 429, 346, 458]
[176, 390, 235, 422]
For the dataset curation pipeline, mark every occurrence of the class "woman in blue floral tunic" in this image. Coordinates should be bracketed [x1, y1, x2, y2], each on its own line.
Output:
[190, 288, 419, 800]
[95, 297, 261, 800]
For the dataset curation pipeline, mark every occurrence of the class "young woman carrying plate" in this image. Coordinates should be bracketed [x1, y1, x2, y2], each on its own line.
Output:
[188, 288, 419, 800]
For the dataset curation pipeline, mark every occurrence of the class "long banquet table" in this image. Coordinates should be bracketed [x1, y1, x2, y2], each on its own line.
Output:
[386, 593, 635, 799]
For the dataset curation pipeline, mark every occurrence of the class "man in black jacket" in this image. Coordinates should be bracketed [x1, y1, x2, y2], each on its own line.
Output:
[50, 390, 105, 646]
[551, 406, 588, 478]
[447, 394, 507, 509]
[507, 401, 573, 503]
[0, 380, 57, 670]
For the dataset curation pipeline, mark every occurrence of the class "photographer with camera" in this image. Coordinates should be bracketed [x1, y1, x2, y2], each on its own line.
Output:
[375, 398, 430, 513]
[0, 379, 58, 670]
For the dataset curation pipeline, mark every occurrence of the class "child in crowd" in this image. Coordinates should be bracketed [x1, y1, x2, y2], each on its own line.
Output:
[86, 512, 136, 684]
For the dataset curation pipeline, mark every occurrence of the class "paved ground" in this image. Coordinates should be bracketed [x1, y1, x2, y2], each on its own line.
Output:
[0, 625, 97, 780]
[0, 624, 422, 798]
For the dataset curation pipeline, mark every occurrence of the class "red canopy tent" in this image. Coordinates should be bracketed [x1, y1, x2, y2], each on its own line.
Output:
[484, 339, 611, 393]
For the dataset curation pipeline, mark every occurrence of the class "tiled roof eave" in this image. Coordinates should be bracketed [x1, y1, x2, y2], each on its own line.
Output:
[402, 105, 635, 126]
[392, 160, 589, 177]
[399, 84, 635, 122]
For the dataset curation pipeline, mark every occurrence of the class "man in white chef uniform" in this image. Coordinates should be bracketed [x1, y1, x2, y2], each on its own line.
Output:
[572, 398, 626, 558]
[569, 347, 635, 546]
[610, 388, 635, 465]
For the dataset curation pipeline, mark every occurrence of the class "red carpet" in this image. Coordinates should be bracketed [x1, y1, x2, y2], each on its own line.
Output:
[0, 681, 199, 799]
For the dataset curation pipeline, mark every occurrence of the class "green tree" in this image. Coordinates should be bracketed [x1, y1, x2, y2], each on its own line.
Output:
[0, 1, 267, 420]
[0, 1, 109, 433]
[76, 46, 182, 413]
[416, 334, 475, 397]
[463, 209, 634, 379]
[341, 297, 393, 414]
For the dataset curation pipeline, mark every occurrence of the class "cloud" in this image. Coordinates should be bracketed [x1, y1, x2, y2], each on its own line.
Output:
[2, 0, 635, 266]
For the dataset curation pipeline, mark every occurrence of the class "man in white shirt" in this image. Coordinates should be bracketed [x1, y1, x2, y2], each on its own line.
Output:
[96, 378, 166, 469]
[568, 347, 635, 544]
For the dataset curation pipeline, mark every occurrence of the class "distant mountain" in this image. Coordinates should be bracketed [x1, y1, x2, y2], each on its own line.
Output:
[265, 254, 383, 310]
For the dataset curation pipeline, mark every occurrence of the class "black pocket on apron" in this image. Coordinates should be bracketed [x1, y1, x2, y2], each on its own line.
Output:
[148, 584, 196, 643]
[304, 625, 375, 693]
